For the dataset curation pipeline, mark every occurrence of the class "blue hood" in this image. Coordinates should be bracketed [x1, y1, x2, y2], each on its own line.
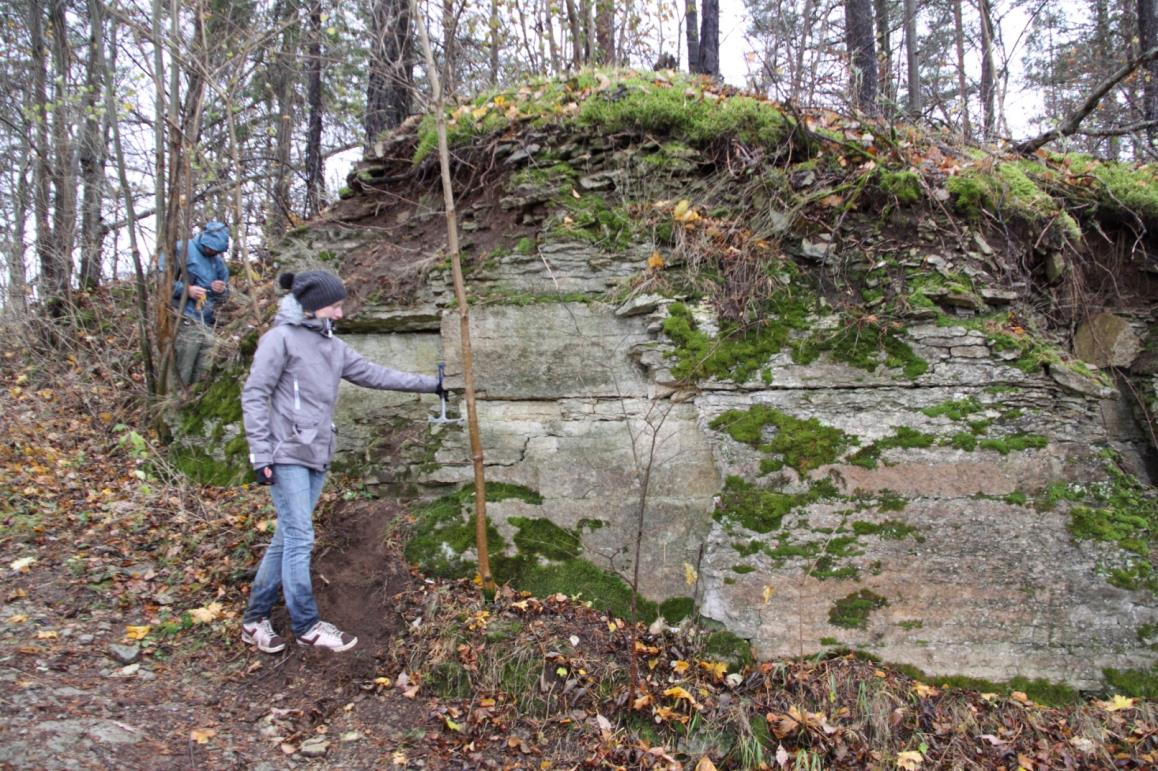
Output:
[196, 221, 230, 255]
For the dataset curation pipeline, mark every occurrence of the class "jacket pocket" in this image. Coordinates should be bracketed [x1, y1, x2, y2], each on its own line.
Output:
[271, 403, 322, 446]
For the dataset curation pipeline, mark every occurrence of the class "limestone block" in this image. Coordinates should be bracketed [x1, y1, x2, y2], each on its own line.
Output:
[440, 303, 651, 399]
[1073, 313, 1142, 368]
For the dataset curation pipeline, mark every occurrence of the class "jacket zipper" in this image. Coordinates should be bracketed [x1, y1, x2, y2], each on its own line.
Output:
[293, 378, 301, 410]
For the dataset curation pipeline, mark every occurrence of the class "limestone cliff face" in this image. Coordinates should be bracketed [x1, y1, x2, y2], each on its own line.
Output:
[268, 73, 1158, 690]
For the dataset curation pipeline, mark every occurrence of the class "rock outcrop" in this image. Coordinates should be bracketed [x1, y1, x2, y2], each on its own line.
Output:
[250, 71, 1158, 691]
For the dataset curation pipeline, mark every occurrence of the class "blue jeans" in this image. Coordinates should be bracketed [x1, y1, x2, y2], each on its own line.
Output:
[243, 464, 326, 636]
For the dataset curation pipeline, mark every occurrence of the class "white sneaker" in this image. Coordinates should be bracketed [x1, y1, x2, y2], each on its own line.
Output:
[241, 618, 287, 653]
[297, 620, 357, 652]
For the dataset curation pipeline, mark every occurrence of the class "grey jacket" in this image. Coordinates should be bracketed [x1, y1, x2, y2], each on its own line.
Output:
[242, 295, 439, 471]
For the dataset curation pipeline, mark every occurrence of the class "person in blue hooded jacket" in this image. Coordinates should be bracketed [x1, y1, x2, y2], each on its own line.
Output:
[171, 220, 231, 385]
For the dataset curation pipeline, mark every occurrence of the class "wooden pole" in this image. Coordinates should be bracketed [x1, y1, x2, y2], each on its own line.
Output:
[412, 0, 495, 594]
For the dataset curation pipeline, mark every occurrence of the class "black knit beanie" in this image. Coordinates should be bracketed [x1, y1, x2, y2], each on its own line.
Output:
[279, 271, 347, 313]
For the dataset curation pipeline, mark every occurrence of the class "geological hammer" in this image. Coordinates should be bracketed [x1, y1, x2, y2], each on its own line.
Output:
[428, 363, 463, 426]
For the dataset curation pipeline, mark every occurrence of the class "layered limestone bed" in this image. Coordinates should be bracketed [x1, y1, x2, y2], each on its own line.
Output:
[317, 253, 1154, 690]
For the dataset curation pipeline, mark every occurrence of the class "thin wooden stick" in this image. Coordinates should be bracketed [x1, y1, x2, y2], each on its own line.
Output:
[411, 0, 495, 594]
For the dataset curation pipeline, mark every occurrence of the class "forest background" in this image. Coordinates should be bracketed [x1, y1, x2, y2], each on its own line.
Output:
[5, 0, 1158, 395]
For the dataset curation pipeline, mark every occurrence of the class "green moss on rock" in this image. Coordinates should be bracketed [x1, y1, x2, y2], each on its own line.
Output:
[713, 476, 841, 533]
[710, 405, 855, 475]
[829, 589, 888, 629]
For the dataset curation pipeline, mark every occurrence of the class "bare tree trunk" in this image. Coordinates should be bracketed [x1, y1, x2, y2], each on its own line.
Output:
[151, 0, 166, 270]
[874, 0, 893, 110]
[50, 0, 79, 302]
[953, 0, 971, 137]
[904, 0, 921, 115]
[443, 0, 458, 93]
[541, 0, 561, 73]
[845, 0, 879, 114]
[564, 0, 583, 68]
[4, 164, 30, 317]
[791, 0, 817, 102]
[365, 0, 412, 145]
[490, 0, 500, 83]
[269, 0, 296, 235]
[595, 0, 614, 64]
[685, 0, 700, 72]
[411, 0, 495, 597]
[78, 0, 108, 290]
[979, 0, 996, 138]
[101, 1, 156, 399]
[30, 0, 56, 309]
[304, 0, 324, 215]
[1096, 0, 1120, 157]
[699, 0, 719, 76]
[1140, 0, 1158, 143]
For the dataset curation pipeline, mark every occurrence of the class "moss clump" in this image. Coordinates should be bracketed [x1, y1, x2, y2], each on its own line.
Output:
[877, 168, 922, 205]
[792, 319, 928, 379]
[662, 294, 814, 383]
[947, 162, 1079, 240]
[714, 476, 840, 534]
[404, 487, 511, 579]
[922, 396, 984, 421]
[949, 432, 977, 451]
[978, 433, 1048, 455]
[171, 372, 249, 486]
[509, 516, 581, 561]
[578, 86, 791, 149]
[427, 661, 472, 699]
[658, 596, 695, 622]
[829, 589, 888, 629]
[851, 519, 919, 540]
[848, 427, 936, 469]
[701, 630, 753, 667]
[710, 405, 855, 475]
[551, 194, 634, 250]
[1103, 665, 1158, 698]
[1068, 155, 1158, 222]
[1067, 462, 1158, 591]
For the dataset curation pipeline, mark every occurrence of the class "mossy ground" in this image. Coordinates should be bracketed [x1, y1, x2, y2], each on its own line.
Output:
[404, 483, 664, 623]
[710, 404, 856, 475]
[169, 372, 249, 486]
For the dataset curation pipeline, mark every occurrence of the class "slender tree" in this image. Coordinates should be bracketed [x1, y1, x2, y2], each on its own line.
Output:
[78, 0, 109, 290]
[904, 0, 921, 115]
[305, 0, 324, 213]
[953, 0, 971, 136]
[1140, 0, 1158, 142]
[365, 0, 413, 145]
[699, 0, 720, 75]
[686, 0, 700, 72]
[845, 0, 879, 113]
[979, 0, 997, 137]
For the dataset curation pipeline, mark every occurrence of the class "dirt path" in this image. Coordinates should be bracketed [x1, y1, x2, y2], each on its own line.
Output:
[0, 500, 439, 770]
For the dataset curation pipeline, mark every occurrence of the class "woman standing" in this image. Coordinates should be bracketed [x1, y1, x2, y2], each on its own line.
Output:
[240, 271, 441, 653]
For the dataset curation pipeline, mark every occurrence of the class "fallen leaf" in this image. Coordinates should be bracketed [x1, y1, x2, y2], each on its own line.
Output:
[694, 757, 719, 771]
[912, 681, 939, 698]
[374, 676, 392, 687]
[698, 660, 727, 682]
[648, 251, 665, 270]
[10, 556, 36, 573]
[776, 743, 789, 767]
[663, 685, 697, 705]
[1010, 691, 1032, 705]
[1098, 694, 1136, 712]
[896, 750, 923, 769]
[672, 659, 690, 674]
[444, 716, 463, 732]
[188, 603, 222, 624]
[36, 630, 58, 640]
[190, 728, 216, 744]
[762, 585, 775, 603]
[125, 625, 151, 640]
[7, 615, 29, 624]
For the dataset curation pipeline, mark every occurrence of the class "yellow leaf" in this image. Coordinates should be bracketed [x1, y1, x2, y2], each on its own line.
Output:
[694, 757, 719, 771]
[663, 685, 697, 704]
[9, 556, 36, 573]
[648, 251, 665, 270]
[125, 625, 151, 640]
[912, 681, 939, 698]
[471, 107, 488, 120]
[374, 677, 392, 687]
[188, 602, 223, 624]
[570, 188, 581, 199]
[8, 615, 29, 624]
[190, 728, 216, 744]
[671, 660, 690, 674]
[654, 705, 688, 724]
[896, 750, 923, 769]
[493, 95, 506, 107]
[683, 562, 697, 585]
[762, 585, 775, 603]
[672, 199, 691, 221]
[1010, 691, 1032, 705]
[391, 751, 409, 766]
[36, 630, 58, 640]
[698, 660, 727, 682]
[444, 716, 463, 732]
[632, 693, 653, 710]
[1099, 694, 1136, 712]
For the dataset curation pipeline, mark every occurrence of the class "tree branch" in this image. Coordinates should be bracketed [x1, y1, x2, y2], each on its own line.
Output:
[1015, 45, 1158, 154]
